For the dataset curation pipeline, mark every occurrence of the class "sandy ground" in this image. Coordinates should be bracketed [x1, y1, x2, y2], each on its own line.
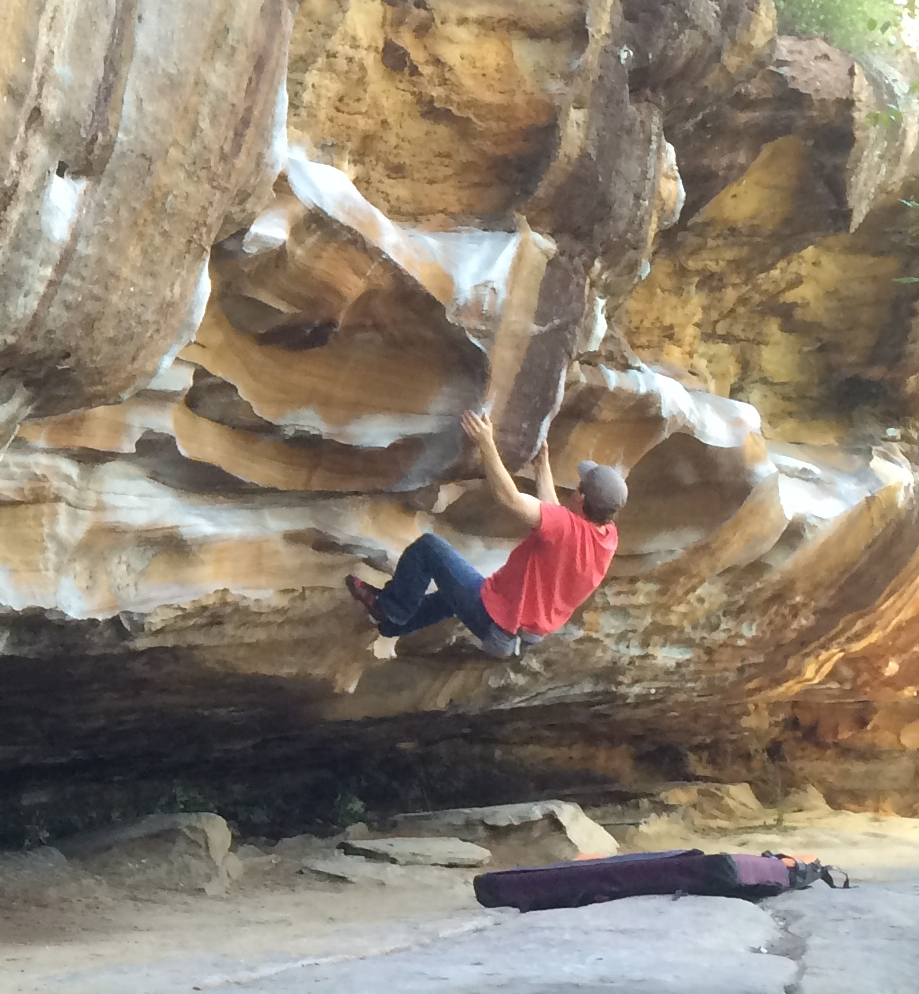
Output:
[0, 835, 485, 994]
[2, 806, 919, 993]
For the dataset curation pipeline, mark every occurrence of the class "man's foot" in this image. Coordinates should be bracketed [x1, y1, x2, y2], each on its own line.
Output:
[345, 574, 386, 624]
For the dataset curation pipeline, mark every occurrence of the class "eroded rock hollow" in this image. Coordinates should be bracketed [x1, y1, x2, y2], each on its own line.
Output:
[1, 0, 919, 842]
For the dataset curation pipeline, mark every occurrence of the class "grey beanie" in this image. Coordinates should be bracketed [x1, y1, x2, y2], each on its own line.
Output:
[578, 460, 628, 514]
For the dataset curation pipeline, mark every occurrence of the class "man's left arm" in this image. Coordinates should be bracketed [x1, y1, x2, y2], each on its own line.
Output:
[532, 441, 560, 505]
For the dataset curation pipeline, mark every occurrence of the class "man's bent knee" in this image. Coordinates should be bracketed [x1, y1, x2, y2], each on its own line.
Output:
[413, 533, 455, 554]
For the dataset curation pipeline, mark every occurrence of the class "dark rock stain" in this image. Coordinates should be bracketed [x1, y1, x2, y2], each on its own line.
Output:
[229, 0, 287, 160]
[256, 319, 338, 351]
[499, 254, 586, 468]
[82, 0, 139, 176]
[381, 39, 421, 76]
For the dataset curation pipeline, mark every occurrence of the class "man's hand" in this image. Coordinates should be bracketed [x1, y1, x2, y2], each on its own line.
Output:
[461, 410, 495, 449]
[460, 409, 541, 528]
[532, 440, 559, 505]
[532, 441, 550, 470]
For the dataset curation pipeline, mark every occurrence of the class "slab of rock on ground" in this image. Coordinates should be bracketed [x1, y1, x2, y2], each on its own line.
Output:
[770, 882, 919, 994]
[299, 853, 393, 885]
[384, 799, 618, 866]
[224, 881, 919, 994]
[337, 837, 491, 867]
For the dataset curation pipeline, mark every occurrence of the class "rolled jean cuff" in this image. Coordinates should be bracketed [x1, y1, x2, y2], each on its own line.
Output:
[480, 624, 545, 658]
[480, 624, 518, 658]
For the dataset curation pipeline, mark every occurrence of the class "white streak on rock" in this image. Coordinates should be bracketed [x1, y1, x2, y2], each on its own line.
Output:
[776, 476, 851, 522]
[660, 140, 686, 229]
[55, 575, 90, 619]
[285, 149, 543, 318]
[585, 296, 608, 353]
[599, 364, 762, 447]
[145, 358, 197, 395]
[265, 75, 289, 188]
[287, 149, 424, 276]
[160, 258, 212, 375]
[274, 409, 455, 448]
[118, 259, 211, 403]
[773, 444, 912, 522]
[41, 173, 86, 243]
[414, 229, 524, 316]
[770, 452, 822, 480]
[242, 202, 292, 254]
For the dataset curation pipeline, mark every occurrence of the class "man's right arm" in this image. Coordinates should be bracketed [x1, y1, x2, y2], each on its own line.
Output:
[461, 410, 542, 528]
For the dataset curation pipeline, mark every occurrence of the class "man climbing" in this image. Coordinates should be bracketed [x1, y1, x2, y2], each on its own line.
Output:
[346, 410, 627, 657]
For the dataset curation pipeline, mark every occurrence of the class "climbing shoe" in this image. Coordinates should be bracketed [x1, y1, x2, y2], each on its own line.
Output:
[345, 574, 386, 623]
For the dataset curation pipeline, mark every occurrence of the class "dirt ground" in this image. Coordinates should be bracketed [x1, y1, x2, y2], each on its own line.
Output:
[0, 833, 486, 994]
[2, 804, 919, 993]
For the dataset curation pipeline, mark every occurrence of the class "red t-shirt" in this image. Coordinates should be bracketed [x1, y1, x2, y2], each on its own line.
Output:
[480, 503, 618, 637]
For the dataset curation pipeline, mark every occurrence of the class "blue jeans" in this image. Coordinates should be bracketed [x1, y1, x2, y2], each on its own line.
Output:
[377, 534, 517, 656]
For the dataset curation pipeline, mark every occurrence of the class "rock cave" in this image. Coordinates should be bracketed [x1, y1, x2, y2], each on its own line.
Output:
[2, 0, 919, 852]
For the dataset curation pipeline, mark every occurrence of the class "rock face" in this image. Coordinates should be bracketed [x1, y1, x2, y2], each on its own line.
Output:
[1, 0, 919, 841]
[0, 0, 292, 425]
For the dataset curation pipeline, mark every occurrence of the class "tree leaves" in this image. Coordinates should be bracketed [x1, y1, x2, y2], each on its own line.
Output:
[774, 0, 904, 53]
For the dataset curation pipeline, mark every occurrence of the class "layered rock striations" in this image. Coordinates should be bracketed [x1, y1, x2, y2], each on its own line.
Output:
[1, 0, 919, 839]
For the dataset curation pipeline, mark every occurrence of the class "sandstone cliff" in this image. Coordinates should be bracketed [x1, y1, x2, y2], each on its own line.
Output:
[1, 0, 918, 842]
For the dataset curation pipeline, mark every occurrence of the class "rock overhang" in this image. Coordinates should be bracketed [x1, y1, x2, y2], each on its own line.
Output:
[0, 2, 919, 840]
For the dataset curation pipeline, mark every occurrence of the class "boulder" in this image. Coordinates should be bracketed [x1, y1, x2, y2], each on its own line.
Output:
[56, 812, 242, 895]
[388, 801, 618, 864]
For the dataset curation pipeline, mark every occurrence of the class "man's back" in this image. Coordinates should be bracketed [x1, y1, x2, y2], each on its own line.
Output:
[481, 503, 618, 637]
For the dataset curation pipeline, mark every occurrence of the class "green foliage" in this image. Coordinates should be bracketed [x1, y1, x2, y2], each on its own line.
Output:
[331, 790, 367, 827]
[867, 103, 905, 127]
[774, 0, 907, 52]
